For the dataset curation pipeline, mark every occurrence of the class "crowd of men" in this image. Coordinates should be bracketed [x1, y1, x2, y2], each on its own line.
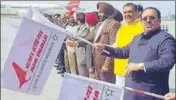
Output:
[44, 2, 175, 100]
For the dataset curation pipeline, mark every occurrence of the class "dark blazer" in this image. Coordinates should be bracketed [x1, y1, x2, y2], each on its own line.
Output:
[103, 28, 176, 100]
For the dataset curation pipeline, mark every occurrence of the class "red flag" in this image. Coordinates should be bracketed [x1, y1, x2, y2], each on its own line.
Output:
[65, 0, 80, 11]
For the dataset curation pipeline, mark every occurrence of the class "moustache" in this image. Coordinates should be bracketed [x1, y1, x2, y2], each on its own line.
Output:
[99, 16, 109, 22]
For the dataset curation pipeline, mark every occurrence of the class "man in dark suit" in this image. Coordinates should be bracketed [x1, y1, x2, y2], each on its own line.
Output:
[93, 7, 175, 100]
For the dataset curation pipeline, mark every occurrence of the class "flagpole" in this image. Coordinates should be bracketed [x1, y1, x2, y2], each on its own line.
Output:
[124, 87, 165, 99]
[65, 30, 111, 55]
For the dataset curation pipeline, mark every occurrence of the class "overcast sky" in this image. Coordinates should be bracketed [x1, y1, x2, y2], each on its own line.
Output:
[1, 1, 175, 16]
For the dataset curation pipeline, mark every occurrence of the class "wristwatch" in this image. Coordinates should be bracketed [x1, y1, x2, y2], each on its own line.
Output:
[139, 63, 144, 70]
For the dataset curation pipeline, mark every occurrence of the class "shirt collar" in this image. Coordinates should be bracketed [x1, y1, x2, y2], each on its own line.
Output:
[142, 27, 161, 39]
[123, 19, 139, 26]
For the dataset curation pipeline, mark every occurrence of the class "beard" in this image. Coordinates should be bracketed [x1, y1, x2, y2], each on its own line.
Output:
[99, 15, 109, 22]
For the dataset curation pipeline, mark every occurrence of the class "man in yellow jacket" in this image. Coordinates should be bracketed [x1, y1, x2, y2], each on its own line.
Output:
[114, 3, 144, 100]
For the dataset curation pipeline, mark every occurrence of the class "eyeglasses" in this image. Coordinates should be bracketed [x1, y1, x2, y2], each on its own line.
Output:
[142, 16, 156, 21]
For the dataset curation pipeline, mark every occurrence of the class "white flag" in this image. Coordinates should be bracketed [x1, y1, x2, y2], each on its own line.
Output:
[27, 7, 66, 33]
[58, 73, 123, 100]
[2, 9, 66, 95]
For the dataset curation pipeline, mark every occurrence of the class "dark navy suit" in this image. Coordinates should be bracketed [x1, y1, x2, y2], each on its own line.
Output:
[103, 28, 175, 100]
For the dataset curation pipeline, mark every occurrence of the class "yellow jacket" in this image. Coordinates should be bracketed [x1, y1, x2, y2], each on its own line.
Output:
[114, 20, 143, 76]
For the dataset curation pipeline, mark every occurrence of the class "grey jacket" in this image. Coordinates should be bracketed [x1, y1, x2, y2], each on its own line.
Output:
[78, 25, 100, 69]
[75, 24, 89, 66]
